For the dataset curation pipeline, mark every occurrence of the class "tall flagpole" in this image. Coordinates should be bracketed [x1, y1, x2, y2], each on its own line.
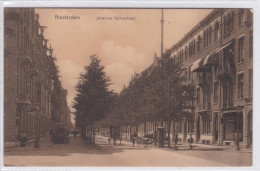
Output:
[160, 9, 164, 58]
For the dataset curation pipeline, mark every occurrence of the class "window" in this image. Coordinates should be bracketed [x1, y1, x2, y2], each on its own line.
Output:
[249, 31, 253, 59]
[193, 39, 196, 55]
[238, 36, 244, 63]
[239, 9, 245, 26]
[238, 73, 244, 99]
[227, 13, 231, 33]
[203, 31, 206, 48]
[224, 16, 227, 34]
[247, 9, 253, 21]
[197, 35, 201, 52]
[185, 46, 188, 61]
[205, 30, 208, 47]
[180, 49, 183, 63]
[230, 11, 234, 31]
[215, 22, 219, 41]
[189, 40, 195, 57]
[36, 83, 41, 103]
[214, 81, 219, 103]
[184, 70, 188, 80]
[209, 26, 212, 45]
[189, 42, 191, 58]
[203, 115, 210, 134]
[189, 65, 192, 81]
[249, 69, 253, 97]
[197, 88, 200, 106]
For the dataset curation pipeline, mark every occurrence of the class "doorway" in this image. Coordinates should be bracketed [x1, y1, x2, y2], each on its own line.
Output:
[196, 116, 200, 142]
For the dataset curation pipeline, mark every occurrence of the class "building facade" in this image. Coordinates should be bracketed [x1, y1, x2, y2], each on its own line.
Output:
[113, 9, 253, 149]
[166, 9, 253, 148]
[4, 8, 71, 146]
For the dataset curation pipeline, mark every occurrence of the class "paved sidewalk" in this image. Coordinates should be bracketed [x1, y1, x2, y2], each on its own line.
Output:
[101, 134, 252, 153]
[5, 136, 53, 152]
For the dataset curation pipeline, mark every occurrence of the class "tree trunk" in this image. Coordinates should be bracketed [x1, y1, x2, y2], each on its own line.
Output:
[167, 120, 171, 148]
[92, 122, 95, 144]
[173, 120, 176, 135]
[144, 122, 146, 135]
[154, 121, 157, 146]
[125, 124, 128, 140]
[89, 123, 92, 144]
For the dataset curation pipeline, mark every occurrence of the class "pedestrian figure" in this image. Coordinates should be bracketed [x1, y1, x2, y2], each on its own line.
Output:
[153, 129, 157, 146]
[174, 132, 178, 150]
[19, 130, 27, 147]
[132, 131, 137, 147]
[73, 130, 78, 139]
[188, 134, 194, 150]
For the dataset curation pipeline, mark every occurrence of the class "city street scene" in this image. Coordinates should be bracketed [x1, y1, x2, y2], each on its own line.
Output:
[3, 8, 253, 167]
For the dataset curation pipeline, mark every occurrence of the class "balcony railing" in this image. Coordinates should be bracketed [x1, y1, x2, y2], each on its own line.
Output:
[19, 49, 31, 64]
[29, 103, 40, 112]
[30, 62, 39, 76]
[198, 74, 211, 87]
[198, 102, 211, 111]
[18, 93, 31, 105]
[216, 63, 234, 80]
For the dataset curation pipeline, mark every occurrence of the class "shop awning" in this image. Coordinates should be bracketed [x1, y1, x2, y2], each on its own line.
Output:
[203, 52, 219, 66]
[191, 57, 205, 72]
[215, 41, 233, 54]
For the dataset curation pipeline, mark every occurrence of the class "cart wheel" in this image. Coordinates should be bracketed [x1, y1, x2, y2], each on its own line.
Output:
[143, 143, 148, 148]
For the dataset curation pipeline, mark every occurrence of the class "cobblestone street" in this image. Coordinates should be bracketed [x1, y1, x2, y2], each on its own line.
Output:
[4, 135, 252, 167]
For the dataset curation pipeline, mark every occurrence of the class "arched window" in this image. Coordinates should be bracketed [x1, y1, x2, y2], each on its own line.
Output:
[180, 49, 184, 63]
[224, 16, 227, 34]
[185, 46, 188, 61]
[239, 9, 244, 26]
[197, 35, 201, 52]
[206, 29, 208, 47]
[209, 26, 212, 45]
[193, 39, 196, 56]
[215, 22, 219, 41]
[189, 42, 191, 58]
[230, 11, 234, 31]
[178, 51, 181, 64]
[203, 31, 206, 48]
[227, 13, 231, 33]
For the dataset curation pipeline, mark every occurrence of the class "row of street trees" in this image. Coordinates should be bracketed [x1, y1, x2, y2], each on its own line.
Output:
[73, 53, 195, 147]
[100, 53, 195, 147]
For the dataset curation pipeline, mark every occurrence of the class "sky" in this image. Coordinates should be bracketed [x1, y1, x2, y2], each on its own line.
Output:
[35, 8, 213, 122]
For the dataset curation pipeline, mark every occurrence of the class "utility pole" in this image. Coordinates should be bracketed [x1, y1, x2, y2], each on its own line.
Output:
[161, 9, 164, 58]
[167, 79, 171, 148]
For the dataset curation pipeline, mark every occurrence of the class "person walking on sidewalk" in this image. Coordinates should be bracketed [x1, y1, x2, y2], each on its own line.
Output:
[131, 131, 137, 147]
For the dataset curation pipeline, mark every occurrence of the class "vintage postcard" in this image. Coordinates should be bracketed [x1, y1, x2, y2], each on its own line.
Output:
[3, 7, 253, 167]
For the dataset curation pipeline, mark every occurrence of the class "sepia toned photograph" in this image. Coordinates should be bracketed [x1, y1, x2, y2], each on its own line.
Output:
[3, 7, 253, 167]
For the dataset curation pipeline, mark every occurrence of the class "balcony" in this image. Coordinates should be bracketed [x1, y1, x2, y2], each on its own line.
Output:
[198, 102, 211, 112]
[198, 75, 211, 88]
[19, 49, 31, 64]
[245, 97, 252, 104]
[29, 103, 40, 112]
[216, 63, 234, 81]
[18, 93, 31, 105]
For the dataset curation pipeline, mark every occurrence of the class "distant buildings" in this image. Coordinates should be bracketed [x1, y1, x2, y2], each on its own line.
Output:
[4, 8, 71, 147]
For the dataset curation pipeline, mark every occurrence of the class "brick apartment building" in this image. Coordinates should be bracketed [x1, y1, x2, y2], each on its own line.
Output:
[116, 9, 253, 148]
[4, 8, 71, 147]
[164, 8, 253, 148]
